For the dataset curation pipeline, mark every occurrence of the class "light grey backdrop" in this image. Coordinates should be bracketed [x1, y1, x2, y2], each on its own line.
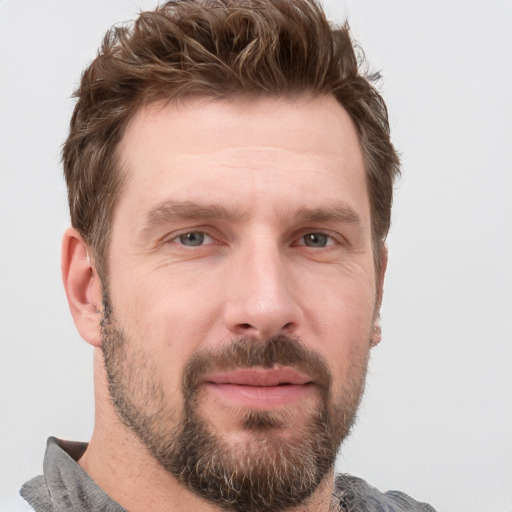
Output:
[1, 1, 511, 511]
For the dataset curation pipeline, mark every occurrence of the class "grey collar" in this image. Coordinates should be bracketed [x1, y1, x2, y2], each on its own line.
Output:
[21, 437, 126, 512]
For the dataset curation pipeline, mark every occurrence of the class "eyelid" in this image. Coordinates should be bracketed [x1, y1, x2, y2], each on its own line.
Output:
[159, 227, 345, 248]
[179, 232, 213, 246]
[163, 228, 217, 246]
[292, 230, 344, 247]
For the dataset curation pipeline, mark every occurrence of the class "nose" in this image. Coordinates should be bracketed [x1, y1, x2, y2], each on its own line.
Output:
[222, 237, 302, 340]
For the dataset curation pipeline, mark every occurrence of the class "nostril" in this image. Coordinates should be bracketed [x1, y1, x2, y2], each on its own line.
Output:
[240, 323, 252, 330]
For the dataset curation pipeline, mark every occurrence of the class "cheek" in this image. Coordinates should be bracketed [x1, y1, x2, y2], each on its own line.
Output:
[299, 260, 377, 330]
[296, 263, 376, 373]
[109, 264, 225, 361]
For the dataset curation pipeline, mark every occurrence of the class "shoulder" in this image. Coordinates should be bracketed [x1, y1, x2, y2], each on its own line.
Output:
[0, 495, 35, 512]
[334, 474, 437, 512]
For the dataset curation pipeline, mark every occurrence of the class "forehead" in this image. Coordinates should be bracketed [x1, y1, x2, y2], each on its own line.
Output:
[116, 95, 369, 223]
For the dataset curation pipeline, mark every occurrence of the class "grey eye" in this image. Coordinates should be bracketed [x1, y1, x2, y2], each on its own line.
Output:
[178, 232, 206, 246]
[303, 233, 329, 247]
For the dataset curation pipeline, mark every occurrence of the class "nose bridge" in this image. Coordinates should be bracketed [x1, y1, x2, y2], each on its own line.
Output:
[246, 236, 287, 308]
[224, 232, 300, 338]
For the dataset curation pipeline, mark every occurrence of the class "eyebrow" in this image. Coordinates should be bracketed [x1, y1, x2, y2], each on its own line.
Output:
[294, 205, 362, 226]
[141, 199, 362, 234]
[143, 200, 249, 231]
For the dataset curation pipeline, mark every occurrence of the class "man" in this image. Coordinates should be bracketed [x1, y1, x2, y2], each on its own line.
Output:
[5, 0, 436, 511]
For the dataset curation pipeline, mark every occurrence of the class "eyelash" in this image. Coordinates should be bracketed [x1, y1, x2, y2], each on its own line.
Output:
[166, 230, 342, 249]
[168, 230, 216, 247]
[294, 232, 338, 248]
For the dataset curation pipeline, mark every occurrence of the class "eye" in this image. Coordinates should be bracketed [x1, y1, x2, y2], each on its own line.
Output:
[299, 232, 335, 248]
[173, 231, 213, 247]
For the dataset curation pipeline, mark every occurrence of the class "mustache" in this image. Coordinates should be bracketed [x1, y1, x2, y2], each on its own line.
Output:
[182, 335, 332, 400]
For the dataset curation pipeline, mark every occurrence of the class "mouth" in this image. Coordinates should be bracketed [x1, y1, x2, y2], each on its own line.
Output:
[201, 367, 315, 410]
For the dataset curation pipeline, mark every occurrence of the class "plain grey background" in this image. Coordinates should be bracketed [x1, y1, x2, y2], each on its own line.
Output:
[1, 1, 511, 511]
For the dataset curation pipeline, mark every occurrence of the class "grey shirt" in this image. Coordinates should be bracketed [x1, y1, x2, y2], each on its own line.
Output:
[19, 437, 436, 512]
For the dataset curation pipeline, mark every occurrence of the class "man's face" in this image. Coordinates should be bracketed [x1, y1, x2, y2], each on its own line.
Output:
[101, 95, 381, 511]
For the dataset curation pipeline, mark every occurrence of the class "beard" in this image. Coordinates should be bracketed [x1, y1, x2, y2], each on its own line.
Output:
[100, 294, 369, 512]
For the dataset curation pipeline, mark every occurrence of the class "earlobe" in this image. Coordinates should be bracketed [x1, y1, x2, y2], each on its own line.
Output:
[61, 227, 103, 347]
[370, 322, 382, 347]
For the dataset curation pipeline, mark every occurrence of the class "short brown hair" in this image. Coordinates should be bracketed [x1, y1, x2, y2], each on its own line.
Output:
[63, 0, 400, 281]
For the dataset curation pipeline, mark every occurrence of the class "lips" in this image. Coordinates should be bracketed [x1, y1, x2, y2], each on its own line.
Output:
[201, 367, 314, 410]
[204, 367, 312, 386]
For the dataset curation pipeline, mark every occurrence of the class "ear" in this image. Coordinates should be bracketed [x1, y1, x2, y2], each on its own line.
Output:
[61, 227, 103, 347]
[371, 244, 388, 347]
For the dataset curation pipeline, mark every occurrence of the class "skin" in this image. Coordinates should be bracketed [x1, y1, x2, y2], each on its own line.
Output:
[62, 94, 386, 512]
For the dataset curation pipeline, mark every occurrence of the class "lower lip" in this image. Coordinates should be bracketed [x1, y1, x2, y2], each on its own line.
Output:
[203, 382, 313, 410]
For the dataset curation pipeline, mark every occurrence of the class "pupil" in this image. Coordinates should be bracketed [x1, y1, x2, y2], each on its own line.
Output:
[180, 232, 204, 246]
[305, 233, 327, 247]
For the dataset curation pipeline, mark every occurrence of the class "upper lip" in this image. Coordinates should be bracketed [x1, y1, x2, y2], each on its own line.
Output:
[203, 367, 313, 387]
